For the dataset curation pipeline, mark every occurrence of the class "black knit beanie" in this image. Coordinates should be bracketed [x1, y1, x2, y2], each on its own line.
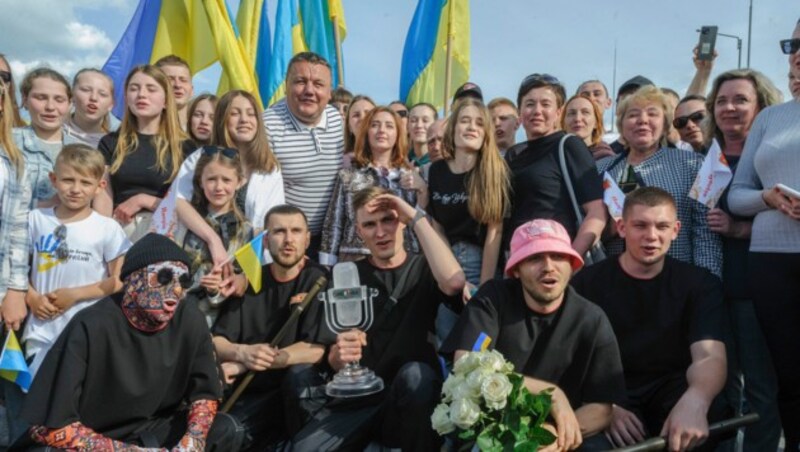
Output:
[120, 233, 192, 280]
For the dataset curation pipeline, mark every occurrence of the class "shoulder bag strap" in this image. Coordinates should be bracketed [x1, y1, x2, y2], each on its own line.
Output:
[557, 133, 585, 227]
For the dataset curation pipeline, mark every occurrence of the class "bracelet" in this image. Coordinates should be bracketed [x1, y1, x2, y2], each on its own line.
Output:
[409, 207, 427, 229]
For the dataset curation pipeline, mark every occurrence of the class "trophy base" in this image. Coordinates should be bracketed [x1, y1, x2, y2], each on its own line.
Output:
[326, 365, 384, 398]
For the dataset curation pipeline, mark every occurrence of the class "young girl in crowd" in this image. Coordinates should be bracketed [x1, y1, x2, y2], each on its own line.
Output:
[96, 65, 192, 241]
[180, 146, 252, 325]
[63, 68, 114, 148]
[175, 90, 283, 264]
[427, 97, 509, 291]
[342, 95, 375, 168]
[320, 106, 422, 265]
[560, 94, 614, 160]
[187, 93, 216, 146]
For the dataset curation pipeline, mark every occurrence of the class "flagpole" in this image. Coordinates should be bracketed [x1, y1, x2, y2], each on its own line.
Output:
[442, 0, 455, 117]
[332, 14, 345, 87]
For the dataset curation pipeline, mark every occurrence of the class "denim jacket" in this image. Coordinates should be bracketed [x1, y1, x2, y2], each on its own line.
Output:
[0, 127, 77, 300]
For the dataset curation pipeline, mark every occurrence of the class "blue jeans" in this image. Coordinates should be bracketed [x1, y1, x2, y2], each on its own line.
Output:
[436, 242, 482, 346]
[724, 298, 781, 451]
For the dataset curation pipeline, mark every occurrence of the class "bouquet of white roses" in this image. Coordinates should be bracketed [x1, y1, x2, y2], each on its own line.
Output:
[431, 350, 556, 451]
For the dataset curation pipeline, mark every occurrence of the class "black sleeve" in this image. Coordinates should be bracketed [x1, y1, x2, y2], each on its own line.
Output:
[211, 295, 244, 343]
[564, 135, 604, 205]
[181, 140, 198, 159]
[440, 282, 501, 356]
[20, 321, 89, 428]
[296, 266, 330, 344]
[187, 310, 224, 402]
[581, 313, 627, 406]
[689, 271, 725, 344]
[98, 133, 116, 166]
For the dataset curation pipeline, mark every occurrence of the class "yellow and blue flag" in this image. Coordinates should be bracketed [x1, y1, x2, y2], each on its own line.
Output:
[234, 230, 267, 293]
[471, 332, 491, 352]
[265, 0, 303, 105]
[0, 331, 32, 392]
[299, 0, 346, 87]
[399, 0, 470, 110]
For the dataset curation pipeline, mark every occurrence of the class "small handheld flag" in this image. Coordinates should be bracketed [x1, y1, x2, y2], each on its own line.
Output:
[689, 140, 732, 209]
[602, 172, 626, 221]
[233, 230, 267, 293]
[471, 332, 492, 352]
[0, 331, 32, 392]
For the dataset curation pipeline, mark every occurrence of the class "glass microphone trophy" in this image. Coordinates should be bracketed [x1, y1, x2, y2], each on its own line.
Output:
[322, 262, 384, 398]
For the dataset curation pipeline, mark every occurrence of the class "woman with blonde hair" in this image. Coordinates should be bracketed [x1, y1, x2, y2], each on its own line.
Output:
[597, 85, 721, 275]
[428, 97, 509, 289]
[64, 68, 115, 148]
[0, 54, 24, 127]
[96, 65, 192, 241]
[174, 90, 284, 264]
[320, 106, 423, 265]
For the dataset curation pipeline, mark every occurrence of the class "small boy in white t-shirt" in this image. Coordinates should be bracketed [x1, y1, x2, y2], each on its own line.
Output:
[23, 144, 131, 376]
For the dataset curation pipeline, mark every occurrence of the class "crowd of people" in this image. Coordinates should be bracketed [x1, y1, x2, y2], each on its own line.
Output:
[0, 16, 798, 452]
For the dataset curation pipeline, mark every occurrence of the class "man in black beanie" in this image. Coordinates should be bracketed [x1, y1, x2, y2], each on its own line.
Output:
[18, 234, 242, 451]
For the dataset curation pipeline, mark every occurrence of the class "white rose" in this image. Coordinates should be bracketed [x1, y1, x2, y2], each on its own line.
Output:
[453, 352, 480, 375]
[481, 373, 513, 411]
[449, 397, 481, 429]
[452, 378, 481, 401]
[431, 403, 455, 435]
[478, 350, 506, 373]
[442, 374, 465, 402]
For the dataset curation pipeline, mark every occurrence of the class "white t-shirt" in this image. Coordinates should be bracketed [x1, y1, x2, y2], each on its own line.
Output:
[23, 208, 130, 375]
[174, 148, 286, 230]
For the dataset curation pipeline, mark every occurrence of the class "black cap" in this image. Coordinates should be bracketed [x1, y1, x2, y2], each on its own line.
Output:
[618, 75, 655, 98]
[120, 233, 192, 280]
[454, 82, 483, 102]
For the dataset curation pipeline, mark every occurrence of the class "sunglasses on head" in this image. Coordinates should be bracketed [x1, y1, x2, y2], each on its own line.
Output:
[53, 224, 69, 260]
[201, 145, 238, 159]
[521, 73, 562, 87]
[0, 71, 10, 85]
[780, 38, 800, 55]
[673, 110, 706, 129]
[148, 263, 192, 289]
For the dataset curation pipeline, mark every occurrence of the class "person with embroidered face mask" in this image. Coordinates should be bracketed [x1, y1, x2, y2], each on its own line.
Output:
[18, 234, 242, 451]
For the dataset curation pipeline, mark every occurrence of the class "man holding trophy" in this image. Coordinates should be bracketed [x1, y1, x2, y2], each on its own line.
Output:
[289, 186, 466, 451]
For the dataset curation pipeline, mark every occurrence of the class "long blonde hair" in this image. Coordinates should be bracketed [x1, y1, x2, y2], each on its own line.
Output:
[72, 68, 114, 133]
[0, 54, 24, 127]
[0, 77, 22, 173]
[443, 98, 509, 224]
[212, 90, 278, 173]
[110, 65, 186, 182]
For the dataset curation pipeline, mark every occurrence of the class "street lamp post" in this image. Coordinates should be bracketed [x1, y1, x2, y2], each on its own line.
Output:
[696, 29, 743, 69]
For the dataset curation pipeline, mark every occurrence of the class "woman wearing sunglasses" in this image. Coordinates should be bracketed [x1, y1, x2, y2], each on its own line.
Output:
[672, 95, 707, 153]
[174, 90, 284, 265]
[727, 18, 800, 448]
[598, 85, 721, 276]
[95, 65, 194, 242]
[504, 73, 606, 257]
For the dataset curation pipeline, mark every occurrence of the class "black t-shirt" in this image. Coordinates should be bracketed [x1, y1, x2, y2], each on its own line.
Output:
[504, 132, 603, 245]
[716, 155, 750, 300]
[212, 262, 328, 393]
[571, 256, 724, 391]
[317, 254, 462, 383]
[99, 132, 194, 206]
[21, 296, 222, 441]
[441, 279, 626, 408]
[427, 160, 482, 246]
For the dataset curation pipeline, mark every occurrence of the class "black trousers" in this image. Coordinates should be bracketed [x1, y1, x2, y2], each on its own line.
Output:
[748, 251, 800, 449]
[284, 362, 442, 452]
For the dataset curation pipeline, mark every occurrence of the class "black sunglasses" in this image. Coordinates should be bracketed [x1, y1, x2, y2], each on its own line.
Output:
[673, 110, 706, 129]
[780, 38, 800, 55]
[0, 71, 10, 85]
[53, 224, 69, 260]
[155, 266, 193, 289]
[201, 145, 238, 159]
[395, 109, 408, 118]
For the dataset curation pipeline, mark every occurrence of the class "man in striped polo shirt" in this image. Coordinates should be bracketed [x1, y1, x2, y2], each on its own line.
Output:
[263, 52, 344, 257]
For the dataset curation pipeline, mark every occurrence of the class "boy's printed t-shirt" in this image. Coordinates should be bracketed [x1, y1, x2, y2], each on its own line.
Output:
[23, 207, 130, 375]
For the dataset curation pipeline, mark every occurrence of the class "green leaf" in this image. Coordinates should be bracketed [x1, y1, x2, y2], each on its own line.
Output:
[528, 426, 557, 445]
[476, 429, 502, 452]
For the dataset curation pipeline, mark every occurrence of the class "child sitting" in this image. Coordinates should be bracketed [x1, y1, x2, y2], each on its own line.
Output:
[24, 144, 131, 376]
[179, 145, 252, 325]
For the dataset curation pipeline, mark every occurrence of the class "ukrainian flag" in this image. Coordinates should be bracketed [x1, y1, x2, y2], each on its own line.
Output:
[234, 230, 267, 293]
[265, 0, 304, 105]
[0, 331, 32, 392]
[471, 332, 491, 351]
[299, 0, 346, 87]
[399, 0, 470, 110]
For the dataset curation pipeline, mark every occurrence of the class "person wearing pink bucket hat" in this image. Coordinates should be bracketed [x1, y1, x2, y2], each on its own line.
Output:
[504, 218, 584, 276]
[442, 218, 625, 450]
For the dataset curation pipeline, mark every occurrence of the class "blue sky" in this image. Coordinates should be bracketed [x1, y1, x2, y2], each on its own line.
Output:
[0, 0, 796, 125]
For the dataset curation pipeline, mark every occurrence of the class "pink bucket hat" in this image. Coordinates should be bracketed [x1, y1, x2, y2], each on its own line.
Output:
[504, 219, 584, 276]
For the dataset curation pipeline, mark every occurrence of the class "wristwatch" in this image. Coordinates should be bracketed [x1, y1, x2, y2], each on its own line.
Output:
[409, 207, 427, 229]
